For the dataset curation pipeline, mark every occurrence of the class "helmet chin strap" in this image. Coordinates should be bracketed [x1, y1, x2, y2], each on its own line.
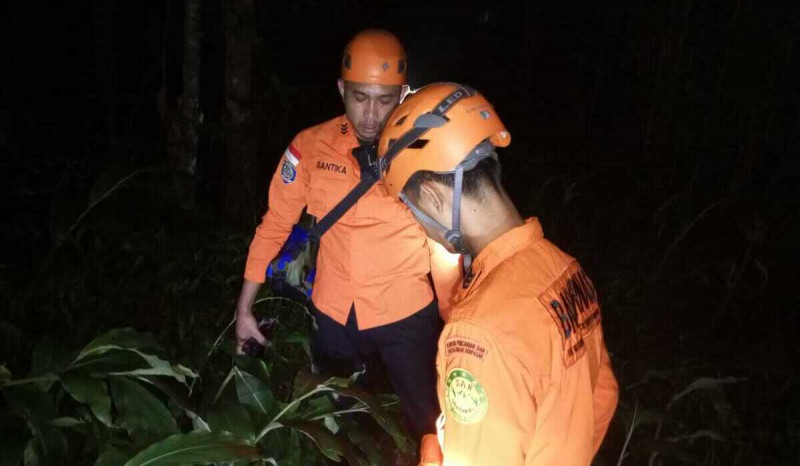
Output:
[399, 164, 472, 273]
[397, 140, 497, 270]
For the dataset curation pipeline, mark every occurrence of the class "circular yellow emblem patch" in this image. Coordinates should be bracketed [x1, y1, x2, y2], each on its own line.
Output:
[445, 368, 488, 424]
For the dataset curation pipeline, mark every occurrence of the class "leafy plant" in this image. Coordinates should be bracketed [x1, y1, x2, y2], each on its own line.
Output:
[1, 326, 409, 465]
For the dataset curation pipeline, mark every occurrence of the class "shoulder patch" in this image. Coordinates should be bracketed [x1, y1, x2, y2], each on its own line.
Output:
[538, 262, 601, 367]
[445, 368, 488, 424]
[281, 144, 301, 184]
[284, 144, 301, 166]
[445, 337, 488, 361]
[281, 159, 296, 184]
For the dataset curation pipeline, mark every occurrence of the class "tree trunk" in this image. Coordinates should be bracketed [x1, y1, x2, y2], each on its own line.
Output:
[223, 0, 258, 224]
[159, 0, 202, 209]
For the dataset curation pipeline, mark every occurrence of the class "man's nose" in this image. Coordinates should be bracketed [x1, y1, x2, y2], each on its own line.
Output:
[364, 100, 378, 119]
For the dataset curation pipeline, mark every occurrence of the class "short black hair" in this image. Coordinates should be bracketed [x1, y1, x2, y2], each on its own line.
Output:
[402, 153, 503, 204]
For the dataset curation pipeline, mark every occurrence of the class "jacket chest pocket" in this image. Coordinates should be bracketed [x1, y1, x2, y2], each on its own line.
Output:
[307, 172, 356, 222]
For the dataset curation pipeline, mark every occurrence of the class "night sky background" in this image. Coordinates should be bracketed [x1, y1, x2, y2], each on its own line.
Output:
[2, 0, 799, 464]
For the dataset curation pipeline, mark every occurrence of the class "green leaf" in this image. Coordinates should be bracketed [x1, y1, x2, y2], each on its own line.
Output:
[274, 331, 310, 345]
[69, 350, 149, 374]
[234, 368, 275, 416]
[137, 376, 207, 431]
[60, 371, 113, 426]
[76, 328, 162, 361]
[110, 377, 178, 437]
[190, 412, 211, 432]
[232, 356, 271, 383]
[3, 385, 67, 465]
[124, 431, 261, 466]
[209, 404, 256, 442]
[299, 394, 337, 419]
[23, 439, 40, 466]
[0, 364, 10, 385]
[292, 368, 349, 399]
[281, 419, 343, 462]
[347, 427, 384, 466]
[95, 447, 133, 466]
[282, 419, 366, 464]
[72, 329, 197, 385]
[109, 354, 197, 384]
[336, 386, 408, 452]
[49, 417, 85, 428]
[323, 415, 340, 434]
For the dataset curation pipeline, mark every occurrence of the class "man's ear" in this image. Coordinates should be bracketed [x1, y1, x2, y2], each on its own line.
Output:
[418, 180, 448, 215]
[337, 79, 345, 101]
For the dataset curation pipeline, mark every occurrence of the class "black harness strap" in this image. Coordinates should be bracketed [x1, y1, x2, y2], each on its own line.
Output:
[307, 143, 379, 241]
[308, 85, 474, 241]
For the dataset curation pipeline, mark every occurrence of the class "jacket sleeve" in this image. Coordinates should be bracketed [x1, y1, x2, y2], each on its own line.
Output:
[439, 321, 534, 466]
[243, 137, 311, 283]
[592, 342, 619, 454]
[427, 239, 463, 320]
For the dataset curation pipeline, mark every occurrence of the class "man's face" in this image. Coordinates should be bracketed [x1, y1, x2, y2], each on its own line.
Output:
[339, 80, 402, 142]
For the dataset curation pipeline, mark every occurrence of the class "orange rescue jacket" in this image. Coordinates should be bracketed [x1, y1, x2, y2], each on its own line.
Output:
[244, 115, 459, 329]
[435, 218, 618, 465]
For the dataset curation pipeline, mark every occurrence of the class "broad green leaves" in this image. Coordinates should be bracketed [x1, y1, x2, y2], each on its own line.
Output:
[60, 372, 112, 427]
[124, 431, 260, 466]
[3, 385, 67, 465]
[94, 447, 133, 466]
[110, 377, 178, 437]
[74, 328, 197, 385]
[290, 368, 408, 452]
[1, 326, 413, 465]
[233, 367, 275, 416]
[281, 419, 367, 465]
[209, 405, 256, 443]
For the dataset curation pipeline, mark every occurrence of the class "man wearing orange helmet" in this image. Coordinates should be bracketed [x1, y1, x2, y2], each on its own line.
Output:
[378, 83, 619, 465]
[234, 30, 460, 442]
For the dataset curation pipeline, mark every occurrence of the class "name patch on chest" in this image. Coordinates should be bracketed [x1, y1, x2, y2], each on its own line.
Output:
[538, 262, 602, 367]
[316, 160, 347, 174]
[445, 337, 488, 361]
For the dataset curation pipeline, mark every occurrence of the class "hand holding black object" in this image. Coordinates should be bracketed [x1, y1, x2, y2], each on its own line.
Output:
[242, 318, 278, 357]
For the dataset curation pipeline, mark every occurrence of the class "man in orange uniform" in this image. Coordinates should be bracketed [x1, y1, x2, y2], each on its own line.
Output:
[378, 83, 619, 465]
[234, 31, 460, 441]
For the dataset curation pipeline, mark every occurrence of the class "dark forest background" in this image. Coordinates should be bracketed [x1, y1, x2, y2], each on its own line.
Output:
[1, 0, 799, 464]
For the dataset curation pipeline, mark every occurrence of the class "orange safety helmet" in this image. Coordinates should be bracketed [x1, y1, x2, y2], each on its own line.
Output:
[378, 83, 510, 199]
[341, 29, 407, 86]
[377, 83, 511, 255]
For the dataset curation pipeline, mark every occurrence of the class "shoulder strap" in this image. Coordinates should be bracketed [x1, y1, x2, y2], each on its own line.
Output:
[308, 143, 380, 241]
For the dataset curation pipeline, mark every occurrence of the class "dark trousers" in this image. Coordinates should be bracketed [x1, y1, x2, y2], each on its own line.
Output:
[309, 300, 442, 440]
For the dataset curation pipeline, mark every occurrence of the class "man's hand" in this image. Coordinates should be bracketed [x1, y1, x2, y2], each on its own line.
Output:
[418, 433, 443, 466]
[235, 279, 266, 354]
[235, 309, 267, 354]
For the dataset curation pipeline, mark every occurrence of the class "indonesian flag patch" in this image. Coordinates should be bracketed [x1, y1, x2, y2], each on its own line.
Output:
[281, 144, 301, 184]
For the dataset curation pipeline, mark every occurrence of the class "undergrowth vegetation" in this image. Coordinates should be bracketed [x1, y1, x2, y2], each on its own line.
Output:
[2, 154, 797, 465]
